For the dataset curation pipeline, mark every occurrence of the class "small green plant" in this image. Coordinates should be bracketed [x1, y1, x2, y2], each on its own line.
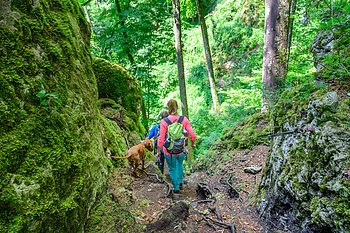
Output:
[36, 90, 61, 108]
[138, 199, 152, 208]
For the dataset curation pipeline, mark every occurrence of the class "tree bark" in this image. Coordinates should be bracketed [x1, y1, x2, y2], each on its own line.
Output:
[262, 0, 292, 111]
[286, 0, 297, 68]
[196, 0, 220, 111]
[172, 0, 189, 118]
[114, 0, 135, 65]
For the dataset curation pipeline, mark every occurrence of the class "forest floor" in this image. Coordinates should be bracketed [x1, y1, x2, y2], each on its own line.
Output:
[111, 145, 269, 233]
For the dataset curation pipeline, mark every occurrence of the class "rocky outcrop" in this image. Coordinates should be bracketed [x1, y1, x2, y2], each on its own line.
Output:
[0, 1, 107, 232]
[93, 57, 142, 123]
[98, 98, 144, 168]
[259, 89, 350, 232]
[93, 58, 145, 167]
[311, 32, 334, 74]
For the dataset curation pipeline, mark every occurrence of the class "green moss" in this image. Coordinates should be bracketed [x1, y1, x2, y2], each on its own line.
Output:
[259, 88, 350, 231]
[220, 111, 270, 149]
[93, 57, 142, 123]
[85, 168, 144, 233]
[98, 98, 144, 147]
[0, 1, 109, 232]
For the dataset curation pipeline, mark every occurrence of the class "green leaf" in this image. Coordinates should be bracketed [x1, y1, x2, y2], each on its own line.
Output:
[36, 90, 46, 98]
[40, 99, 48, 106]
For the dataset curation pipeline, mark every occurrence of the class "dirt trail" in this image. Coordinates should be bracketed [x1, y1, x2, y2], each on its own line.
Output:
[127, 145, 269, 233]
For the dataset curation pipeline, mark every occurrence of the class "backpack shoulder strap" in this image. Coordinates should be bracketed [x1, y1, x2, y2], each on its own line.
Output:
[177, 116, 184, 123]
[164, 117, 172, 125]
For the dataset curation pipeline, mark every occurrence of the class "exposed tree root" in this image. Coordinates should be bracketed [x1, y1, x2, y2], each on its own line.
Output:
[220, 175, 240, 199]
[204, 216, 236, 233]
[137, 168, 172, 197]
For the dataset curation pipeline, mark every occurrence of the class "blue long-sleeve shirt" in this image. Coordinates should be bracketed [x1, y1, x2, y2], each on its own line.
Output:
[147, 124, 160, 139]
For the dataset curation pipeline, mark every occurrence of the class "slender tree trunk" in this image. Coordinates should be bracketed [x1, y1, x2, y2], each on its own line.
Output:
[140, 80, 149, 133]
[141, 98, 148, 132]
[262, 0, 292, 111]
[114, 0, 135, 65]
[196, 0, 220, 111]
[83, 6, 92, 24]
[172, 0, 189, 118]
[286, 0, 297, 68]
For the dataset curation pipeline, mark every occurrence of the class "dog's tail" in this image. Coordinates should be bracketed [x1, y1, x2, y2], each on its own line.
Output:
[110, 153, 132, 159]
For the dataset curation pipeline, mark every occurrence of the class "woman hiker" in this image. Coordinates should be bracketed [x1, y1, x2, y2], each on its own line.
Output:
[157, 99, 196, 194]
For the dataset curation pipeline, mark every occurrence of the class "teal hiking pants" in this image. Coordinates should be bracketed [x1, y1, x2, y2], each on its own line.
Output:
[165, 153, 186, 191]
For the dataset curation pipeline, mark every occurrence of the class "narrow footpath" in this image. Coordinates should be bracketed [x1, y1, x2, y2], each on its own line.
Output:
[124, 145, 269, 233]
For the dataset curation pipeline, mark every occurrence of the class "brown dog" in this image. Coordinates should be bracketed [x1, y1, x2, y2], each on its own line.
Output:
[111, 138, 152, 176]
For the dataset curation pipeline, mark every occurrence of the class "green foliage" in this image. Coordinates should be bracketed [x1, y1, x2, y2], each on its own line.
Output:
[87, 0, 349, 176]
[288, 0, 350, 83]
[36, 90, 61, 108]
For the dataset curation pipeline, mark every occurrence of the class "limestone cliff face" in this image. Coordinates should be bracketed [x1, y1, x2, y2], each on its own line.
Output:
[0, 1, 108, 232]
[93, 57, 142, 123]
[93, 57, 145, 168]
[259, 88, 350, 232]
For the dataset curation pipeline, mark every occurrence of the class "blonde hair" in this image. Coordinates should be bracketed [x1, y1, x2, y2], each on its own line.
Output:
[167, 99, 178, 115]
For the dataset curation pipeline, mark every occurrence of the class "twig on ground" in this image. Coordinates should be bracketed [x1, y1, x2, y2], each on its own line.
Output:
[204, 218, 217, 231]
[204, 216, 236, 233]
[229, 221, 236, 233]
[191, 199, 215, 208]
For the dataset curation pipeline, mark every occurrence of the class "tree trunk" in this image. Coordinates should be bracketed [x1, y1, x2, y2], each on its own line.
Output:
[141, 98, 148, 132]
[286, 0, 297, 68]
[196, 0, 220, 111]
[262, 0, 292, 111]
[172, 0, 189, 118]
[114, 0, 135, 65]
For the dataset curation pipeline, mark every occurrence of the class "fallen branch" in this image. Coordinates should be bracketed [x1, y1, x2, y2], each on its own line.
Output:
[226, 175, 240, 198]
[204, 218, 217, 231]
[191, 199, 215, 208]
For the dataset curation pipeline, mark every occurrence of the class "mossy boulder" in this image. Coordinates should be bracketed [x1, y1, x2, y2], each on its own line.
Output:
[98, 98, 145, 168]
[93, 57, 142, 123]
[0, 1, 109, 232]
[258, 89, 350, 232]
[220, 111, 270, 149]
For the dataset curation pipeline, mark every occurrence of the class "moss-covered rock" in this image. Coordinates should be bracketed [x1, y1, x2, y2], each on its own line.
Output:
[219, 111, 270, 150]
[98, 98, 145, 168]
[93, 57, 142, 123]
[258, 89, 350, 232]
[84, 168, 144, 233]
[195, 111, 269, 173]
[0, 1, 109, 232]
